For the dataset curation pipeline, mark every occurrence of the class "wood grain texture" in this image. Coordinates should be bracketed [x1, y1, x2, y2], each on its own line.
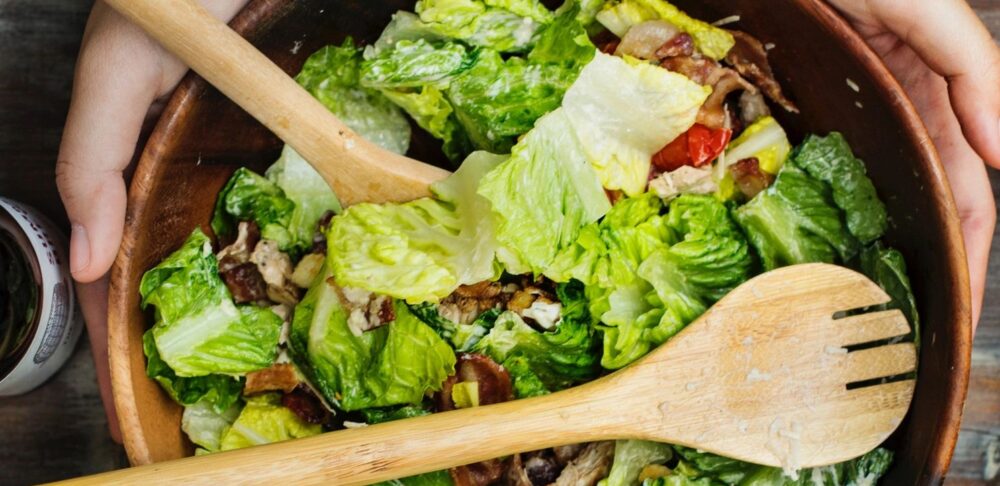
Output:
[65, 264, 918, 485]
[0, 0, 996, 485]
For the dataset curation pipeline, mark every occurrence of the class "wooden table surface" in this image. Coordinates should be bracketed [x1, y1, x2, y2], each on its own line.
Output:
[0, 0, 997, 484]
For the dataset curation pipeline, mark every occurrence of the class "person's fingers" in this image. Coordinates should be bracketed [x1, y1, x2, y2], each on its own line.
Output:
[911, 70, 996, 333]
[864, 0, 1000, 170]
[56, 2, 164, 283]
[76, 276, 121, 443]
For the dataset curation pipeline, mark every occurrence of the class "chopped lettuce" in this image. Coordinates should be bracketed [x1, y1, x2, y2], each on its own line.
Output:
[478, 108, 611, 274]
[409, 304, 501, 351]
[218, 394, 322, 451]
[858, 243, 920, 345]
[415, 0, 548, 53]
[595, 0, 735, 60]
[472, 310, 600, 390]
[651, 446, 894, 485]
[606, 440, 673, 486]
[140, 229, 282, 377]
[181, 400, 242, 452]
[328, 152, 504, 302]
[527, 4, 597, 67]
[502, 355, 551, 398]
[265, 146, 341, 244]
[289, 279, 455, 411]
[211, 168, 296, 249]
[142, 330, 244, 413]
[562, 53, 709, 196]
[361, 40, 477, 90]
[360, 402, 434, 424]
[792, 133, 888, 244]
[380, 86, 472, 162]
[366, 11, 450, 57]
[296, 39, 411, 155]
[733, 160, 860, 270]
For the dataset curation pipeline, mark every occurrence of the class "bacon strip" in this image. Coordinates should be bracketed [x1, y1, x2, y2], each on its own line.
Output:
[725, 30, 799, 113]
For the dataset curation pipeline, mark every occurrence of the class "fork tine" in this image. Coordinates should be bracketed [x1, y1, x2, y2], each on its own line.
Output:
[844, 379, 916, 412]
[835, 310, 910, 347]
[842, 343, 917, 383]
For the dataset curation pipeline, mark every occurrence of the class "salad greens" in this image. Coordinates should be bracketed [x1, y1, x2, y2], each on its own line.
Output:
[140, 2, 918, 484]
[140, 229, 282, 377]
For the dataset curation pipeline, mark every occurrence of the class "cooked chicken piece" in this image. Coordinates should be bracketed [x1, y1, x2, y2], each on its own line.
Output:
[244, 363, 299, 395]
[290, 253, 325, 288]
[335, 286, 395, 336]
[552, 444, 585, 466]
[251, 239, 301, 306]
[217, 221, 259, 271]
[552, 442, 614, 486]
[649, 166, 717, 200]
[440, 281, 507, 325]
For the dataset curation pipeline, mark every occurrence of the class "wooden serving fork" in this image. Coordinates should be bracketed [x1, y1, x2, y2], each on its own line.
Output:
[65, 263, 916, 485]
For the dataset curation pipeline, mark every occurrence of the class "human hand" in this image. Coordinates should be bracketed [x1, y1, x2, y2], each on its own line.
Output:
[827, 0, 1000, 333]
[55, 0, 250, 443]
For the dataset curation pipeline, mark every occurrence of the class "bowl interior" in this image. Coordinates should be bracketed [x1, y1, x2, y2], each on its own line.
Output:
[109, 0, 971, 482]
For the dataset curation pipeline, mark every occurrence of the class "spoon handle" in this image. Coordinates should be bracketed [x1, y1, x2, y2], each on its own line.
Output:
[58, 383, 625, 485]
[103, 0, 449, 205]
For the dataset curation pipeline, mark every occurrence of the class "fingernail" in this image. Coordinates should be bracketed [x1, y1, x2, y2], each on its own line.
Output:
[70, 223, 90, 275]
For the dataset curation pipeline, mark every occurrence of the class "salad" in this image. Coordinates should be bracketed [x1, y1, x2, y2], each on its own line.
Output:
[139, 0, 921, 484]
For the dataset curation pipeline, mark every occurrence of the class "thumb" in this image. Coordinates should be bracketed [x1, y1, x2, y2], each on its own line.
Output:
[869, 0, 1000, 169]
[56, 3, 164, 283]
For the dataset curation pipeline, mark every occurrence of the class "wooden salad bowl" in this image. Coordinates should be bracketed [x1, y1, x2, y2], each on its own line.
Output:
[107, 0, 972, 483]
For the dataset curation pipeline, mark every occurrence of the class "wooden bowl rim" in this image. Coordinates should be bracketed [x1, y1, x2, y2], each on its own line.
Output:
[107, 0, 972, 479]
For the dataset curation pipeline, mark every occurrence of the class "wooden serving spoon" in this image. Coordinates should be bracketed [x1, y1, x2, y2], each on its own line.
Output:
[62, 263, 915, 485]
[102, 0, 451, 206]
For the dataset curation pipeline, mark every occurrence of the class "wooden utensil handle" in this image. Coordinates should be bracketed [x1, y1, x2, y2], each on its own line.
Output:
[58, 384, 622, 485]
[102, 0, 449, 205]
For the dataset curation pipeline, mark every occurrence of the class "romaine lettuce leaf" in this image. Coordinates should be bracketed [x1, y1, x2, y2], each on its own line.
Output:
[361, 40, 477, 90]
[211, 168, 296, 249]
[792, 133, 888, 244]
[360, 402, 434, 424]
[289, 278, 456, 411]
[297, 39, 412, 155]
[181, 400, 242, 452]
[733, 161, 860, 270]
[527, 4, 597, 67]
[265, 146, 341, 245]
[415, 0, 547, 53]
[858, 243, 920, 346]
[562, 53, 709, 196]
[142, 330, 244, 413]
[218, 394, 322, 451]
[367, 11, 450, 58]
[380, 86, 472, 162]
[502, 355, 551, 398]
[409, 303, 501, 351]
[606, 440, 673, 486]
[472, 309, 600, 390]
[140, 229, 282, 377]
[328, 151, 504, 302]
[595, 0, 735, 60]
[723, 116, 791, 175]
[478, 109, 611, 274]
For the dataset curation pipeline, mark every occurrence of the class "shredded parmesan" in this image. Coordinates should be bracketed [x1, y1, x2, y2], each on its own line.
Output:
[712, 14, 741, 26]
[846, 78, 861, 92]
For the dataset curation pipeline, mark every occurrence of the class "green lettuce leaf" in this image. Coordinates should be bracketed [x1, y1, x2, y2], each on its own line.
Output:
[210, 168, 296, 249]
[265, 145, 341, 246]
[328, 151, 505, 302]
[733, 160, 860, 270]
[606, 440, 673, 486]
[181, 400, 242, 452]
[140, 229, 282, 377]
[561, 53, 709, 196]
[142, 330, 244, 413]
[595, 0, 735, 60]
[527, 4, 597, 68]
[792, 133, 888, 244]
[380, 86, 472, 162]
[361, 39, 477, 90]
[289, 279, 456, 411]
[415, 0, 548, 53]
[219, 394, 322, 451]
[359, 402, 434, 424]
[366, 11, 450, 58]
[472, 310, 600, 389]
[409, 303, 501, 351]
[297, 39, 412, 155]
[502, 355, 551, 398]
[478, 108, 611, 274]
[858, 243, 920, 346]
[659, 446, 894, 485]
